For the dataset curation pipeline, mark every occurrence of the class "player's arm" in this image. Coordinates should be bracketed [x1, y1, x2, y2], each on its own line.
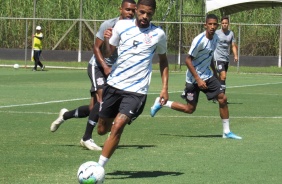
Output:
[93, 37, 111, 76]
[103, 28, 116, 58]
[210, 56, 218, 79]
[185, 55, 207, 89]
[158, 53, 169, 105]
[231, 42, 238, 62]
[33, 34, 43, 40]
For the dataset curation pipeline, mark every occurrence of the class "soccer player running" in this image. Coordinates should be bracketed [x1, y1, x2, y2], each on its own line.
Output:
[150, 14, 242, 140]
[50, 0, 137, 151]
[96, 0, 169, 167]
[214, 16, 238, 98]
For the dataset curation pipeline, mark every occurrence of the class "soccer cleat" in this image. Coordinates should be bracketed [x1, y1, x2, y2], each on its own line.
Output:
[41, 65, 45, 71]
[150, 97, 162, 117]
[223, 132, 242, 140]
[80, 139, 102, 151]
[50, 108, 68, 132]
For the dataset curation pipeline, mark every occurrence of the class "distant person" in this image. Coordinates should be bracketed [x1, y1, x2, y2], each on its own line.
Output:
[150, 14, 242, 140]
[213, 16, 238, 101]
[96, 0, 169, 168]
[50, 0, 137, 151]
[32, 26, 44, 71]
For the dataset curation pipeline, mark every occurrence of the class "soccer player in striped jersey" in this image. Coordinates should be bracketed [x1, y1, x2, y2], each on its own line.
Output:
[50, 0, 136, 151]
[151, 14, 242, 140]
[96, 0, 169, 167]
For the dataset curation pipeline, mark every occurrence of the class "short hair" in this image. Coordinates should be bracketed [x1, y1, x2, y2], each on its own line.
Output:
[221, 16, 229, 22]
[122, 0, 136, 6]
[137, 0, 156, 10]
[206, 14, 218, 23]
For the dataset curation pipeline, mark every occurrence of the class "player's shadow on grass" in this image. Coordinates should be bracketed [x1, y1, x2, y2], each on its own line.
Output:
[159, 133, 222, 138]
[106, 170, 183, 180]
[117, 145, 156, 149]
[61, 144, 156, 150]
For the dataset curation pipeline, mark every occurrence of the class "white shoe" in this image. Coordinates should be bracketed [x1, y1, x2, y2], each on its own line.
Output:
[50, 108, 68, 132]
[80, 138, 102, 151]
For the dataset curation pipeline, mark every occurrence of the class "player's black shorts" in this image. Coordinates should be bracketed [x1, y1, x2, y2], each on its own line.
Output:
[215, 60, 229, 73]
[99, 85, 147, 124]
[87, 63, 108, 96]
[181, 76, 223, 103]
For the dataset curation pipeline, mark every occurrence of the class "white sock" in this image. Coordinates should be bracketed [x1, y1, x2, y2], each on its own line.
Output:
[98, 155, 109, 167]
[222, 119, 230, 134]
[163, 100, 173, 108]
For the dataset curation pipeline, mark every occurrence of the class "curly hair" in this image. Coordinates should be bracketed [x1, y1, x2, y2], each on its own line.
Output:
[137, 0, 156, 10]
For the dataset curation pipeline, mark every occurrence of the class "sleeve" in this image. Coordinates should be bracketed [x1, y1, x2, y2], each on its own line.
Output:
[188, 37, 200, 57]
[96, 20, 111, 41]
[231, 31, 236, 43]
[109, 21, 121, 47]
[156, 31, 167, 54]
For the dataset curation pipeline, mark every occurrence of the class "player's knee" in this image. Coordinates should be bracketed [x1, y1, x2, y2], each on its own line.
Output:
[97, 127, 108, 135]
[217, 94, 227, 105]
[183, 105, 196, 114]
[97, 119, 110, 135]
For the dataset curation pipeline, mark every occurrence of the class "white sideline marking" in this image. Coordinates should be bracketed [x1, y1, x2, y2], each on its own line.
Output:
[0, 98, 88, 109]
[0, 82, 281, 109]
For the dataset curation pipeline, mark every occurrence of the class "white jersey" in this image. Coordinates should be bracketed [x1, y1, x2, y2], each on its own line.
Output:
[107, 19, 167, 94]
[186, 31, 218, 84]
[89, 17, 119, 67]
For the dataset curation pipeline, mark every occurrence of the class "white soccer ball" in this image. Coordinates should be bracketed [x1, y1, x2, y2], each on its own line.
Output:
[77, 161, 105, 184]
[13, 64, 19, 69]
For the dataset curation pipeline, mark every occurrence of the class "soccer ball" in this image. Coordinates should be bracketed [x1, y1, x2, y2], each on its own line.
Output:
[77, 161, 105, 184]
[13, 64, 19, 69]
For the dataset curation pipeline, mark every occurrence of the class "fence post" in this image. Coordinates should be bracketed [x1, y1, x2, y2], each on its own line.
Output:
[279, 8, 282, 68]
[237, 24, 241, 73]
[25, 19, 28, 68]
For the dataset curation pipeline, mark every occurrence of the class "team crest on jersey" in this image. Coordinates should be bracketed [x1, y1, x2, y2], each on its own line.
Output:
[97, 77, 104, 85]
[144, 34, 152, 44]
[187, 93, 194, 101]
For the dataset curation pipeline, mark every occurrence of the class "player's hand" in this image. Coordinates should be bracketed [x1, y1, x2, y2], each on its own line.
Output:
[104, 28, 113, 39]
[197, 79, 208, 90]
[234, 57, 238, 62]
[103, 65, 111, 76]
[159, 89, 169, 105]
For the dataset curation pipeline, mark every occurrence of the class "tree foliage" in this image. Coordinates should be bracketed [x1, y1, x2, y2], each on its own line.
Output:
[0, 0, 280, 56]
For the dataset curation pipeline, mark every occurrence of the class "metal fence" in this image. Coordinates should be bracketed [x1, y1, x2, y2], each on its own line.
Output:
[0, 17, 281, 68]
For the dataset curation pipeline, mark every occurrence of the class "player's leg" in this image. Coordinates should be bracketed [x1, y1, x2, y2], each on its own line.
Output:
[98, 89, 146, 167]
[33, 50, 39, 71]
[37, 50, 44, 70]
[80, 94, 102, 151]
[50, 105, 90, 132]
[80, 65, 106, 150]
[207, 76, 242, 139]
[151, 82, 199, 116]
[218, 61, 228, 94]
[98, 114, 129, 166]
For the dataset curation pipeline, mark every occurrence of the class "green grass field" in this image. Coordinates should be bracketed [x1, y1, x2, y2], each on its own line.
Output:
[0, 66, 282, 184]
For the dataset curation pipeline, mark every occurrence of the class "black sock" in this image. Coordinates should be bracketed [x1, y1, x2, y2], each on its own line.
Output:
[63, 105, 90, 120]
[82, 102, 100, 141]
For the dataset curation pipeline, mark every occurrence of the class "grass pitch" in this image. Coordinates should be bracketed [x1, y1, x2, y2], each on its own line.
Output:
[0, 66, 282, 184]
